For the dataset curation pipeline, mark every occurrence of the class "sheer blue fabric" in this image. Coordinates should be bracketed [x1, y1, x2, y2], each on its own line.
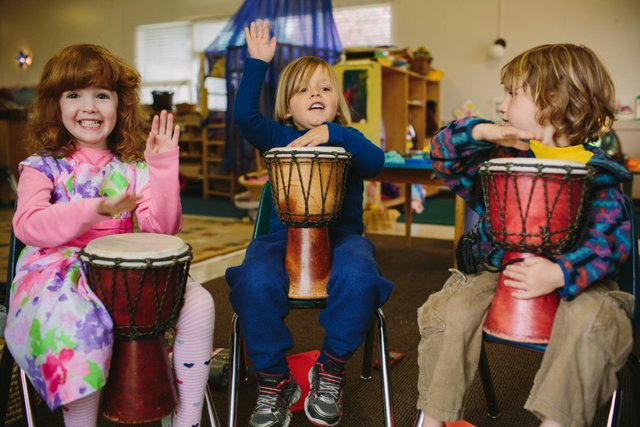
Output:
[204, 0, 342, 174]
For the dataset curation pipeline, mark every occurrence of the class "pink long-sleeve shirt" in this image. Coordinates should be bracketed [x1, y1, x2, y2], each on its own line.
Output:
[12, 145, 182, 248]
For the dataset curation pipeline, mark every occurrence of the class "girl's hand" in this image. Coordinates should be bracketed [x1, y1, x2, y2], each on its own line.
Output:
[288, 125, 329, 147]
[502, 256, 564, 299]
[471, 123, 537, 151]
[245, 19, 276, 63]
[147, 110, 180, 154]
[96, 193, 139, 217]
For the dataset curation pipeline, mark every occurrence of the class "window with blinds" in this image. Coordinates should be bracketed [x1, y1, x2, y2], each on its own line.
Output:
[135, 2, 391, 110]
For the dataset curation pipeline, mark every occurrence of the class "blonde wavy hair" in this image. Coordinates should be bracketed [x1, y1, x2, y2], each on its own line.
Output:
[501, 43, 615, 145]
[274, 56, 351, 127]
[27, 44, 147, 162]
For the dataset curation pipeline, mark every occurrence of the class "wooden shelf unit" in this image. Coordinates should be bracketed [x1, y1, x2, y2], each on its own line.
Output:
[173, 112, 203, 181]
[202, 121, 236, 198]
[334, 60, 441, 153]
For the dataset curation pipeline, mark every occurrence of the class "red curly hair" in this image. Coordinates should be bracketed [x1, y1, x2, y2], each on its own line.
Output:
[27, 44, 147, 162]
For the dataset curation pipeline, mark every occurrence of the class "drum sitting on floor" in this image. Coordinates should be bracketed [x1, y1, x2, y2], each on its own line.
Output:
[265, 146, 351, 299]
[479, 158, 594, 343]
[79, 233, 192, 424]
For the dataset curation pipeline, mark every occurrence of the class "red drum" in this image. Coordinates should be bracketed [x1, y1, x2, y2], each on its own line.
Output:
[264, 147, 351, 299]
[479, 158, 594, 343]
[79, 233, 192, 424]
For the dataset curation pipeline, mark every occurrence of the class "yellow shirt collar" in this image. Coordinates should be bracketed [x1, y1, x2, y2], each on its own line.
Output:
[529, 140, 592, 164]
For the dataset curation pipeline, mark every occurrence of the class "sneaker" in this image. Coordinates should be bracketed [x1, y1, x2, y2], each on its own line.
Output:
[249, 372, 302, 427]
[304, 361, 346, 426]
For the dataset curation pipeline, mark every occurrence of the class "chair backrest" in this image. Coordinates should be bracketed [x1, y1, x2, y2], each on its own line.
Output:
[252, 184, 273, 239]
[618, 194, 639, 334]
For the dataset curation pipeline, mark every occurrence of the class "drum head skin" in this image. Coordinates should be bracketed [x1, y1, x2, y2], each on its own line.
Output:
[81, 233, 191, 266]
[264, 146, 348, 158]
[483, 157, 589, 174]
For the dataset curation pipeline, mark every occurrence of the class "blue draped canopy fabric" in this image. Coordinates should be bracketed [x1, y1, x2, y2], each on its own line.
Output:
[204, 0, 342, 174]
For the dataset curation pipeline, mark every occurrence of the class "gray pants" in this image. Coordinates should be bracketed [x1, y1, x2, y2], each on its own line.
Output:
[416, 269, 634, 427]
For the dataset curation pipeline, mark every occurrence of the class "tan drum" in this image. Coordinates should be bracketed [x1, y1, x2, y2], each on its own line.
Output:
[264, 146, 351, 299]
[479, 158, 593, 343]
[79, 233, 192, 424]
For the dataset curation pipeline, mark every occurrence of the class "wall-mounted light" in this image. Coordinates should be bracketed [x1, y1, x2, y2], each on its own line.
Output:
[488, 0, 507, 60]
[488, 38, 507, 59]
[17, 50, 32, 69]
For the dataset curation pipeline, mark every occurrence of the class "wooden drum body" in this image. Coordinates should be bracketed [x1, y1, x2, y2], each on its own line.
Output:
[265, 147, 351, 299]
[479, 158, 593, 343]
[79, 233, 192, 424]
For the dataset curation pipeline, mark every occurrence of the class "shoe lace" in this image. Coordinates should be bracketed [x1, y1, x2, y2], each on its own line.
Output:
[255, 384, 283, 412]
[316, 369, 343, 401]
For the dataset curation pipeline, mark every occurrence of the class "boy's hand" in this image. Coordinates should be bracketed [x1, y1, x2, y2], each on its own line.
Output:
[471, 123, 537, 151]
[288, 125, 329, 147]
[147, 110, 180, 154]
[245, 19, 276, 63]
[502, 256, 564, 299]
[96, 193, 139, 217]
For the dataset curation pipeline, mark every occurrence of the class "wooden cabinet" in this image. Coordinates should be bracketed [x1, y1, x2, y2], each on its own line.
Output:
[202, 121, 236, 198]
[334, 60, 440, 153]
[0, 118, 30, 201]
[173, 112, 203, 182]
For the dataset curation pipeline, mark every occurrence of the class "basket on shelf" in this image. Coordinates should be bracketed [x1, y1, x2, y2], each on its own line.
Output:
[237, 170, 269, 202]
[363, 207, 400, 232]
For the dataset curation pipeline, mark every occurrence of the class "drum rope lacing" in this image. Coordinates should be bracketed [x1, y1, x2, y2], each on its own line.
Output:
[265, 150, 352, 227]
[480, 161, 594, 258]
[80, 249, 191, 340]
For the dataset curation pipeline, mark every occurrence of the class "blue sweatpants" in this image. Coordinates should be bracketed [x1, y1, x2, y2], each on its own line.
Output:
[226, 228, 394, 372]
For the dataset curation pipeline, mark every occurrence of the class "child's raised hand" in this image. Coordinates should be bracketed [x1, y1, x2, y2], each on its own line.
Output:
[502, 256, 564, 299]
[96, 193, 139, 217]
[147, 110, 180, 154]
[245, 19, 276, 63]
[287, 125, 329, 147]
[471, 123, 537, 151]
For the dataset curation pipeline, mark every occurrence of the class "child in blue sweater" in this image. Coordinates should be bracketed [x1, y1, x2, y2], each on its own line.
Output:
[226, 20, 393, 427]
[417, 44, 634, 427]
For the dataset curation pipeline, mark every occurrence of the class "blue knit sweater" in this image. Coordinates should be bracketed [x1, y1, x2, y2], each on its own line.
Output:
[233, 58, 385, 235]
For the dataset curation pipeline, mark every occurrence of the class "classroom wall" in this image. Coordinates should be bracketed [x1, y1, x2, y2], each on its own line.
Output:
[1, 0, 639, 122]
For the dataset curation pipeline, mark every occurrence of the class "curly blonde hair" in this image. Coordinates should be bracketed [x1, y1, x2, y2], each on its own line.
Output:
[27, 44, 147, 162]
[274, 56, 351, 127]
[501, 44, 615, 145]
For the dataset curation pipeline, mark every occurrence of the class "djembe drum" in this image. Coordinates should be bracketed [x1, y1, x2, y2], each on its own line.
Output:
[479, 158, 594, 343]
[79, 233, 192, 424]
[264, 146, 351, 299]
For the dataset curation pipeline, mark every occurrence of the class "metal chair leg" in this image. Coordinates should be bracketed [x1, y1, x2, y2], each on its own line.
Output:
[360, 316, 376, 381]
[203, 383, 221, 427]
[19, 368, 39, 427]
[228, 313, 242, 427]
[606, 381, 622, 427]
[414, 409, 425, 427]
[375, 308, 395, 427]
[478, 343, 500, 419]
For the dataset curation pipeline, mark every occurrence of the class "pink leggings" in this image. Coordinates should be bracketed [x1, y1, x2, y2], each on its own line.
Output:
[63, 279, 215, 427]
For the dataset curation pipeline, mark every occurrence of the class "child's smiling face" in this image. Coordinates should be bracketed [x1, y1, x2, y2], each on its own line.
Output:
[60, 86, 118, 149]
[284, 66, 338, 131]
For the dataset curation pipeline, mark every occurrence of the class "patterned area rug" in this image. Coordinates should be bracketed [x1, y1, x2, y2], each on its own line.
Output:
[0, 208, 253, 283]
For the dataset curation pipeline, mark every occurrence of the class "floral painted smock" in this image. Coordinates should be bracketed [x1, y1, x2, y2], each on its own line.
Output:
[5, 150, 153, 410]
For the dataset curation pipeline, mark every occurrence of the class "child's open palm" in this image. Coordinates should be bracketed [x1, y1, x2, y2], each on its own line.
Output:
[502, 256, 565, 299]
[146, 110, 180, 154]
[96, 193, 139, 217]
[245, 19, 276, 63]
